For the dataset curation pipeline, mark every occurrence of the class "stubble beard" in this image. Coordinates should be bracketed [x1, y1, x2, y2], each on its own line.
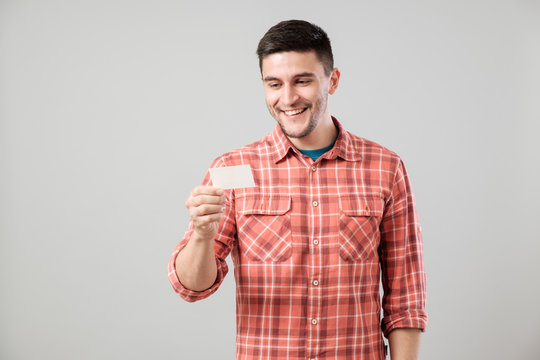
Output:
[269, 93, 328, 139]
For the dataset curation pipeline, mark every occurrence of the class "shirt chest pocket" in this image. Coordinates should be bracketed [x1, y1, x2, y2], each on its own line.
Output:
[236, 196, 292, 262]
[339, 197, 384, 262]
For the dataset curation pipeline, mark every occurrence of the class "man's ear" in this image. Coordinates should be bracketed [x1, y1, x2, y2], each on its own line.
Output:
[328, 68, 341, 95]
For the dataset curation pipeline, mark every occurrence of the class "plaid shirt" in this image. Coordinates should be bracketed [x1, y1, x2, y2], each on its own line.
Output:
[168, 118, 427, 359]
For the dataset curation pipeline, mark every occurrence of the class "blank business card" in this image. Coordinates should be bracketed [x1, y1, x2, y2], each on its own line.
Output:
[209, 165, 256, 189]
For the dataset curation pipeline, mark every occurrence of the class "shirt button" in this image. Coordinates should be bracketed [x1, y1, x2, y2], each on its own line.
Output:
[311, 166, 317, 172]
[312, 200, 318, 207]
[313, 239, 319, 245]
[312, 279, 319, 286]
[311, 318, 318, 325]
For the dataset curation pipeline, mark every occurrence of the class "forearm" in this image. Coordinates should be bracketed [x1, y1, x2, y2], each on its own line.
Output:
[175, 232, 218, 291]
[388, 328, 421, 360]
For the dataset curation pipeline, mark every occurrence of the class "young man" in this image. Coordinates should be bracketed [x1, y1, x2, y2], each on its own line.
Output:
[168, 20, 427, 360]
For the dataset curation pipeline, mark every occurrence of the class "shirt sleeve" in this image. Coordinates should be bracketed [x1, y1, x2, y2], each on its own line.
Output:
[167, 157, 237, 303]
[379, 157, 428, 337]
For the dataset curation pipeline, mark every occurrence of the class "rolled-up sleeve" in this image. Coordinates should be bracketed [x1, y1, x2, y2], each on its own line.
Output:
[167, 157, 237, 303]
[379, 158, 428, 337]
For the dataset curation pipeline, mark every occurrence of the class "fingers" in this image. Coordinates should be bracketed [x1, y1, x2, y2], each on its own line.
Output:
[186, 186, 227, 238]
[192, 213, 224, 228]
[186, 186, 225, 208]
[191, 186, 223, 197]
[187, 195, 225, 208]
[190, 203, 225, 217]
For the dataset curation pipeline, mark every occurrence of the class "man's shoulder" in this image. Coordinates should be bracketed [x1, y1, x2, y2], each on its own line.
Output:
[344, 130, 401, 162]
[210, 133, 274, 167]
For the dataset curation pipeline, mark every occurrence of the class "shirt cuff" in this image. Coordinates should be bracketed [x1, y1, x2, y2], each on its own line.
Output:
[381, 309, 428, 338]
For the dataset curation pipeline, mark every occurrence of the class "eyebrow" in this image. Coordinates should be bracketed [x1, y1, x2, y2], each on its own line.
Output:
[263, 72, 316, 82]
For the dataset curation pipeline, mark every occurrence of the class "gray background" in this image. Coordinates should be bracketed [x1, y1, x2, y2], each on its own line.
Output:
[1, 0, 539, 359]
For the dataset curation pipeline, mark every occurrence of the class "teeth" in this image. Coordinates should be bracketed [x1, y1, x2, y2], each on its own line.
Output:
[284, 108, 304, 116]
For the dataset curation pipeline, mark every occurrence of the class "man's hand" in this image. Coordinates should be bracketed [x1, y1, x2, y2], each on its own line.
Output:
[185, 185, 226, 241]
[175, 186, 225, 291]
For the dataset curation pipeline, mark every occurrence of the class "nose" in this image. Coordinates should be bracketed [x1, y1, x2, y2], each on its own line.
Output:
[281, 83, 299, 106]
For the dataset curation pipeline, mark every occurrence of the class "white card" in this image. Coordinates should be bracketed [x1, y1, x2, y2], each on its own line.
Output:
[209, 165, 256, 189]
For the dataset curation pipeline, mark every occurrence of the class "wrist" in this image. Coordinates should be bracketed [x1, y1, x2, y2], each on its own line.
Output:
[191, 229, 216, 244]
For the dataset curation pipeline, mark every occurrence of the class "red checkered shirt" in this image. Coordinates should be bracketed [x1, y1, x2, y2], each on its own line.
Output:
[168, 118, 427, 359]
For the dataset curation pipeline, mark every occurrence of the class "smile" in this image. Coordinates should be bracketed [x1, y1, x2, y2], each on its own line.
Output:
[283, 108, 307, 116]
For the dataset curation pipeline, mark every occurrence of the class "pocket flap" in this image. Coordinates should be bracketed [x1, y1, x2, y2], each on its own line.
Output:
[237, 196, 291, 215]
[340, 196, 384, 217]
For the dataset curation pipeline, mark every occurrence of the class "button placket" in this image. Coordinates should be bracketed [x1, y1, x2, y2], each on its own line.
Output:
[307, 161, 322, 358]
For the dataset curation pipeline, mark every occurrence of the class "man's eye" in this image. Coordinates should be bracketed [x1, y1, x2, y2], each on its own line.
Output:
[269, 83, 280, 88]
[297, 80, 311, 85]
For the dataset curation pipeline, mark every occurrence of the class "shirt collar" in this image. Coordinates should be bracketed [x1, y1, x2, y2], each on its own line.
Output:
[269, 116, 362, 164]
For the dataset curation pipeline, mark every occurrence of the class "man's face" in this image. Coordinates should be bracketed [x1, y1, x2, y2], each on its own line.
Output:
[261, 51, 339, 140]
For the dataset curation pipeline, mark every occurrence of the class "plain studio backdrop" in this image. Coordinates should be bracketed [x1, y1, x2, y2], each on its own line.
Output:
[1, 0, 539, 359]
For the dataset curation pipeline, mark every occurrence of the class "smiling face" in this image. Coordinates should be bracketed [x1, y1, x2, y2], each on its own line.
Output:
[261, 51, 340, 146]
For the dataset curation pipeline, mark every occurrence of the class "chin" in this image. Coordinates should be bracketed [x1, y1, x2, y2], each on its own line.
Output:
[279, 119, 315, 139]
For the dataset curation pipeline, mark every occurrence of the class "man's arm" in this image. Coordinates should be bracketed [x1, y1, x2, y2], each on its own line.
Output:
[388, 328, 421, 360]
[175, 231, 218, 291]
[175, 186, 225, 291]
[379, 158, 427, 344]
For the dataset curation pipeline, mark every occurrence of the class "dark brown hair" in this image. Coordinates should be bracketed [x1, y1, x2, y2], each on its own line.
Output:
[256, 20, 334, 75]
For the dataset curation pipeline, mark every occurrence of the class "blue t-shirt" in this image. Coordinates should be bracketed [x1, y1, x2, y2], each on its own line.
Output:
[298, 138, 337, 161]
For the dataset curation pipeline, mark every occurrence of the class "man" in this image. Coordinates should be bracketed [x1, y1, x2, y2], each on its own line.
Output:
[168, 20, 427, 360]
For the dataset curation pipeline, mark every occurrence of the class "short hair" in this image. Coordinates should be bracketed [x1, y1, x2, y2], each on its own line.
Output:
[256, 20, 334, 76]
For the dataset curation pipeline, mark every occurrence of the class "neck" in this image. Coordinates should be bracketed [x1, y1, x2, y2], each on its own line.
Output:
[289, 115, 337, 150]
